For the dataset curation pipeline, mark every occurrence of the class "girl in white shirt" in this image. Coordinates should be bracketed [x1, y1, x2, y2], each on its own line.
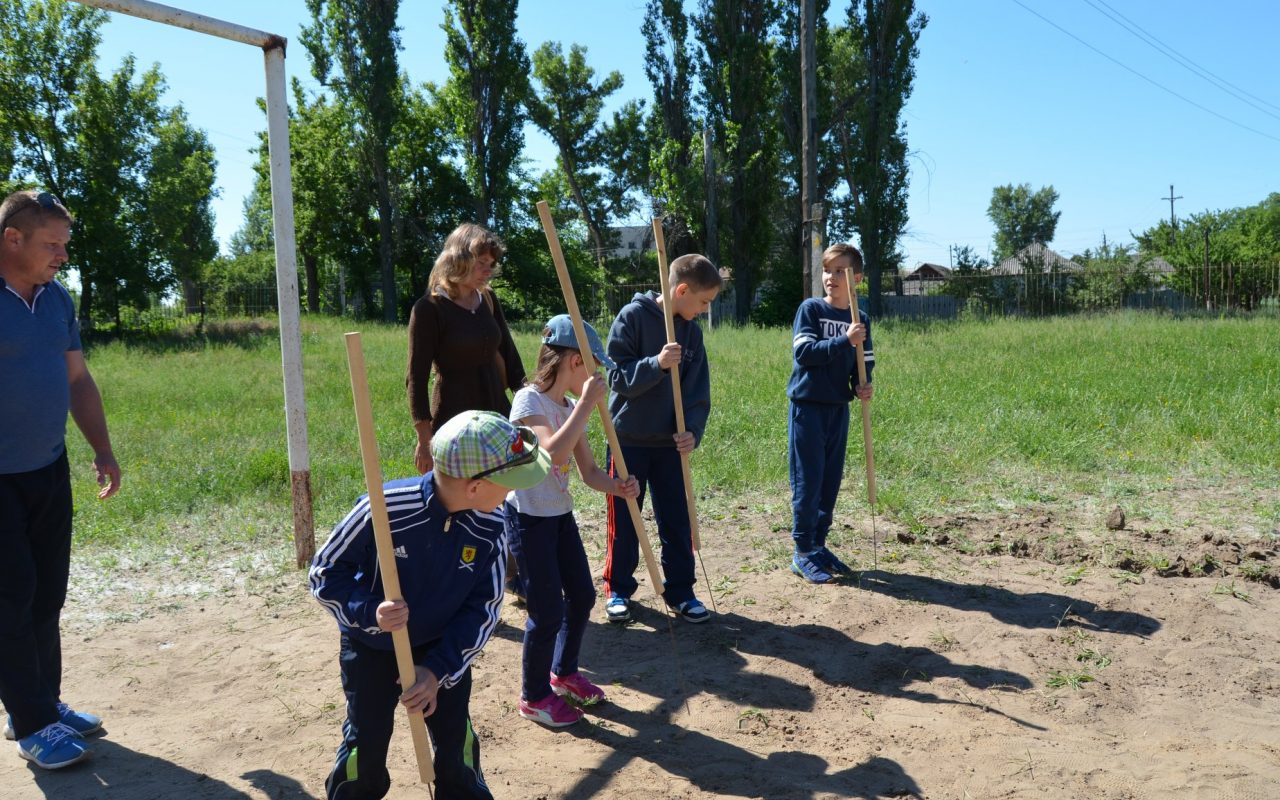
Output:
[505, 315, 638, 727]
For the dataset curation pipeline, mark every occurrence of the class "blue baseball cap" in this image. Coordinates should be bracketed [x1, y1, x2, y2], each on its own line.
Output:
[541, 315, 615, 369]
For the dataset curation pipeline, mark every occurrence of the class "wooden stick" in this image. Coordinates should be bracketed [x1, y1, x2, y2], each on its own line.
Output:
[344, 332, 435, 785]
[535, 202, 666, 601]
[651, 218, 701, 552]
[852, 295, 878, 570]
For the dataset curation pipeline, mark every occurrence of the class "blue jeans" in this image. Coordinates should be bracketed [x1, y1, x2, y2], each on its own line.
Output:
[504, 509, 595, 702]
[0, 451, 73, 740]
[604, 444, 695, 605]
[788, 401, 850, 554]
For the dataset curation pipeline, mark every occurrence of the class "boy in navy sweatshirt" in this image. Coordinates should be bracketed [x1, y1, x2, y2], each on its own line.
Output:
[603, 254, 721, 624]
[786, 243, 875, 584]
[311, 410, 551, 800]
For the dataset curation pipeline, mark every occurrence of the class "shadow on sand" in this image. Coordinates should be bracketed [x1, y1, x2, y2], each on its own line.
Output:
[25, 736, 316, 799]
[855, 569, 1162, 636]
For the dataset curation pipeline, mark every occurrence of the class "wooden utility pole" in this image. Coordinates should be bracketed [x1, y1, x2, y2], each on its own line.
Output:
[1203, 227, 1211, 310]
[800, 0, 819, 297]
[809, 204, 825, 299]
[1162, 184, 1183, 246]
[704, 128, 719, 268]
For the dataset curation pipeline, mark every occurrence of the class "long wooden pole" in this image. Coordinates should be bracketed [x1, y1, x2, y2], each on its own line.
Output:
[535, 202, 666, 602]
[852, 297, 878, 570]
[344, 332, 435, 785]
[651, 219, 700, 552]
[652, 219, 717, 612]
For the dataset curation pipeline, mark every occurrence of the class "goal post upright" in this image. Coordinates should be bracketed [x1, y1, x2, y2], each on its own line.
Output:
[71, 0, 316, 566]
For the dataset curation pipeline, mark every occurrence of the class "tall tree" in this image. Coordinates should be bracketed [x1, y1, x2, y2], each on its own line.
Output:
[146, 107, 218, 312]
[988, 183, 1061, 263]
[695, 0, 784, 322]
[70, 56, 165, 325]
[395, 82, 472, 306]
[0, 0, 102, 199]
[1, 1, 214, 325]
[301, 0, 403, 321]
[831, 0, 927, 316]
[439, 0, 529, 231]
[526, 42, 624, 265]
[643, 0, 701, 257]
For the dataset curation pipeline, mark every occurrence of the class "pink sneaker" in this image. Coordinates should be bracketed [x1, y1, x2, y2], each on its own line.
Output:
[518, 693, 583, 727]
[550, 671, 607, 706]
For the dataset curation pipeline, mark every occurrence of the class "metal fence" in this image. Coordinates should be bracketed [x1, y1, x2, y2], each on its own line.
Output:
[875, 262, 1280, 320]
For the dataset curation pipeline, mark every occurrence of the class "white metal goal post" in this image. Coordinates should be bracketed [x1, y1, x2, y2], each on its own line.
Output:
[69, 0, 315, 566]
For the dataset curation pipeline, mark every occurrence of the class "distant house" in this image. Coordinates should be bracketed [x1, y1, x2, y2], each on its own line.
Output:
[604, 225, 655, 259]
[990, 243, 1077, 275]
[1141, 255, 1176, 279]
[907, 262, 952, 280]
[901, 262, 952, 295]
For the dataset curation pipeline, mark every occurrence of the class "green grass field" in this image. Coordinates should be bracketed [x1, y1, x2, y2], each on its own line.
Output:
[65, 312, 1279, 563]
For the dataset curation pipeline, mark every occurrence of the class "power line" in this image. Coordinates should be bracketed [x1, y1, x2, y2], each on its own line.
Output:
[1008, 0, 1280, 144]
[1080, 0, 1280, 123]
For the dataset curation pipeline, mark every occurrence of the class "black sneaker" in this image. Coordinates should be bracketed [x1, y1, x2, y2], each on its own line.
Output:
[668, 598, 711, 624]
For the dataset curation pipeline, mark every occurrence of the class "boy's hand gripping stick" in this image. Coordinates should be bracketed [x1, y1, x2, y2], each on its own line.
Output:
[345, 332, 435, 786]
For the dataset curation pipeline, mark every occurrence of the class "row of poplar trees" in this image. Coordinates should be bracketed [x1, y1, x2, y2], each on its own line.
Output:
[1, 0, 927, 326]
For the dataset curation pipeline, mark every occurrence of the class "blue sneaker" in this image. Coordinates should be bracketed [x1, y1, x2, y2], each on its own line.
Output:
[604, 595, 631, 624]
[667, 598, 710, 624]
[816, 546, 853, 576]
[16, 722, 89, 769]
[5, 704, 101, 741]
[791, 552, 833, 584]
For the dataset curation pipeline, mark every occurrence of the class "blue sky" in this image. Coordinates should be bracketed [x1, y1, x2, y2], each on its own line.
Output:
[92, 0, 1280, 269]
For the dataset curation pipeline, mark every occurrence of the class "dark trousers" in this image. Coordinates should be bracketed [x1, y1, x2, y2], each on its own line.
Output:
[0, 452, 73, 740]
[326, 636, 492, 800]
[504, 509, 596, 702]
[788, 400, 850, 553]
[604, 444, 695, 605]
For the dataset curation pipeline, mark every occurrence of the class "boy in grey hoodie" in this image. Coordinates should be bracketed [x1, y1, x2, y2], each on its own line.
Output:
[602, 254, 722, 624]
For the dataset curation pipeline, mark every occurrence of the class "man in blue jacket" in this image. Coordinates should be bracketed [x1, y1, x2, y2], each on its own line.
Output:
[311, 410, 550, 800]
[1, 191, 120, 771]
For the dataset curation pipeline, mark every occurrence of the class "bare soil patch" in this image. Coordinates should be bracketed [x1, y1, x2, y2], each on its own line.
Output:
[3, 490, 1278, 799]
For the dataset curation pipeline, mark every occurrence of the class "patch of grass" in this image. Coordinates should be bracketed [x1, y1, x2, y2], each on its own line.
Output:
[1112, 570, 1144, 585]
[1058, 628, 1093, 647]
[1075, 648, 1112, 669]
[929, 629, 958, 652]
[65, 314, 1280, 559]
[1211, 581, 1252, 603]
[1045, 670, 1095, 690]
[737, 707, 769, 728]
[1239, 560, 1270, 583]
[1060, 565, 1088, 586]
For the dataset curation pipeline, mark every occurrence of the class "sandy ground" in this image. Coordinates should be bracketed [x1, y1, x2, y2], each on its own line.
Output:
[3, 489, 1278, 800]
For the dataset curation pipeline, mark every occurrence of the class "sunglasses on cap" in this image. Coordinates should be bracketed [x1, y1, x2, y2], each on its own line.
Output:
[1, 192, 63, 231]
[471, 425, 540, 481]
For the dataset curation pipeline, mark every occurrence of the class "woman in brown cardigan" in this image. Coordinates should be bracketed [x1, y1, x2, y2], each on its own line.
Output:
[407, 223, 525, 474]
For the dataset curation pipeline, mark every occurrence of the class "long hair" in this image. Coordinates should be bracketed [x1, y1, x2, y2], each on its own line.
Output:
[427, 223, 506, 299]
[529, 342, 575, 393]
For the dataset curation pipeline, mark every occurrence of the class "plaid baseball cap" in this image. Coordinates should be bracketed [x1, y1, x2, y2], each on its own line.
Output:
[431, 410, 552, 490]
[542, 314, 615, 369]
